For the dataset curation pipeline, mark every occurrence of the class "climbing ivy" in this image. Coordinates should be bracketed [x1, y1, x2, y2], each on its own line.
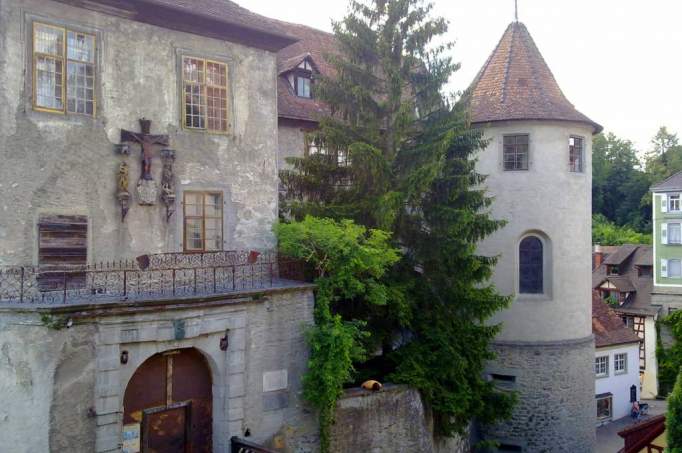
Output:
[275, 216, 400, 451]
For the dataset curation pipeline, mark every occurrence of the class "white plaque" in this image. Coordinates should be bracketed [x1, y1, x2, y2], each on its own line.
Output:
[263, 369, 288, 392]
[122, 423, 141, 453]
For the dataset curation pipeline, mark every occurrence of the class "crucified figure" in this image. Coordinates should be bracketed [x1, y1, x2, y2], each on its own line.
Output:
[121, 118, 169, 180]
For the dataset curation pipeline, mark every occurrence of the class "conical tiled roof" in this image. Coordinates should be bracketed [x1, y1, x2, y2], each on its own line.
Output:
[469, 22, 601, 133]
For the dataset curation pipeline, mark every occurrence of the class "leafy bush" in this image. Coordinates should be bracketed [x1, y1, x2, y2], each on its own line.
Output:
[592, 214, 651, 245]
[275, 216, 400, 452]
[668, 370, 682, 452]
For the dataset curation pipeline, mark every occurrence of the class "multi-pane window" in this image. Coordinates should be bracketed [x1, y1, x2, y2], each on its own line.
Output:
[670, 194, 681, 212]
[33, 22, 95, 115]
[183, 192, 223, 252]
[670, 259, 682, 278]
[182, 57, 228, 132]
[595, 356, 609, 377]
[503, 134, 529, 171]
[614, 353, 627, 374]
[519, 236, 543, 294]
[293, 59, 313, 98]
[569, 136, 583, 172]
[670, 223, 682, 244]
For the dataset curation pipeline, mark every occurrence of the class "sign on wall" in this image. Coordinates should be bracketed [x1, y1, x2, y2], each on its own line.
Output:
[122, 423, 141, 453]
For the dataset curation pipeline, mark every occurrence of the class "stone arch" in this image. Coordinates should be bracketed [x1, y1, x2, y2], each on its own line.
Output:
[517, 230, 553, 298]
[122, 347, 213, 452]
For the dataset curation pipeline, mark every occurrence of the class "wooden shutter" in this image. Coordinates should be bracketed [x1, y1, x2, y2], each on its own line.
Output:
[661, 259, 668, 278]
[661, 194, 668, 213]
[38, 214, 87, 266]
[662, 223, 668, 245]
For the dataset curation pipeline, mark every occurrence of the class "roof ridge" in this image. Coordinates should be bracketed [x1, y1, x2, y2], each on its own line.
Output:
[651, 169, 682, 190]
[501, 23, 516, 105]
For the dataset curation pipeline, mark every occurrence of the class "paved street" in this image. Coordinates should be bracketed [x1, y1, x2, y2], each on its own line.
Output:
[596, 399, 667, 453]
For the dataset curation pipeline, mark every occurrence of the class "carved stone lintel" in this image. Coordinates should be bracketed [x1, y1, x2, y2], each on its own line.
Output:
[137, 179, 158, 206]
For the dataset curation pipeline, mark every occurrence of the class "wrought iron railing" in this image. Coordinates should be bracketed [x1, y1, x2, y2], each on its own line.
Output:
[230, 436, 279, 453]
[0, 251, 306, 305]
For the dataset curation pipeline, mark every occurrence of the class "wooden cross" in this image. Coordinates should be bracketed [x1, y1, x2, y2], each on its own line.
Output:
[121, 118, 169, 181]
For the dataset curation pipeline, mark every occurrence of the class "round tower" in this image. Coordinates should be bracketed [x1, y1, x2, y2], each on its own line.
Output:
[470, 22, 602, 452]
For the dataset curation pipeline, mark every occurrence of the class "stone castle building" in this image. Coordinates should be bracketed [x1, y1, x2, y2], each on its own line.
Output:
[470, 22, 601, 451]
[0, 1, 319, 452]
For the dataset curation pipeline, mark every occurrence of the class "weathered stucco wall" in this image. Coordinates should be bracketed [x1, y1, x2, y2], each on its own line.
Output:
[330, 385, 469, 453]
[0, 0, 280, 265]
[476, 120, 594, 343]
[277, 121, 308, 171]
[0, 287, 316, 453]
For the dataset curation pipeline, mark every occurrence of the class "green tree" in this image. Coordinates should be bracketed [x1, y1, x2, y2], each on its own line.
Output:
[668, 369, 682, 452]
[276, 216, 400, 451]
[592, 133, 650, 232]
[592, 214, 651, 246]
[280, 0, 514, 437]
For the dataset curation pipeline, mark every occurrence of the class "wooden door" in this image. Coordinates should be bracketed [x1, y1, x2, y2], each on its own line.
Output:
[123, 348, 213, 452]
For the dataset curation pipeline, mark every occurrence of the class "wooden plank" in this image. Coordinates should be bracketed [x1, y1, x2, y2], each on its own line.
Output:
[38, 214, 87, 225]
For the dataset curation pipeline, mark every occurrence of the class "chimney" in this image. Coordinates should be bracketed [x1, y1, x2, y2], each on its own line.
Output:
[593, 244, 604, 269]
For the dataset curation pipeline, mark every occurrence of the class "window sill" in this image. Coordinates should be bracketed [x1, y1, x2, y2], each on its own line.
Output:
[516, 293, 552, 302]
[614, 371, 627, 376]
[595, 374, 609, 379]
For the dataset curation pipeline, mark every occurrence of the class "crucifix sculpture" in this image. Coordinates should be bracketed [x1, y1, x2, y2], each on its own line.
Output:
[120, 118, 170, 206]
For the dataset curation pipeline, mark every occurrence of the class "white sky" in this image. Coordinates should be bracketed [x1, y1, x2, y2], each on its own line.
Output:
[237, 0, 682, 153]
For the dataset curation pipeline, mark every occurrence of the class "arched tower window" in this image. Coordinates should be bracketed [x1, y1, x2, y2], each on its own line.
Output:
[519, 236, 543, 294]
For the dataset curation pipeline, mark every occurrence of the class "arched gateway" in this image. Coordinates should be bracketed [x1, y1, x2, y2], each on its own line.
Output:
[123, 348, 213, 452]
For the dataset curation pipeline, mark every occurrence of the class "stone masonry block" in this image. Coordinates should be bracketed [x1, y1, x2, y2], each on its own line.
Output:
[95, 395, 120, 415]
[95, 370, 121, 398]
[228, 373, 246, 398]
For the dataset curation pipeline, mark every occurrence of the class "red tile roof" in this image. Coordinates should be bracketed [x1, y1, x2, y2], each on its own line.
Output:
[274, 22, 339, 122]
[469, 22, 601, 133]
[592, 291, 641, 348]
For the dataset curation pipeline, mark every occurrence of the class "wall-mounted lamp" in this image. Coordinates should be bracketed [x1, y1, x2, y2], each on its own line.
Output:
[120, 350, 129, 364]
[220, 330, 230, 351]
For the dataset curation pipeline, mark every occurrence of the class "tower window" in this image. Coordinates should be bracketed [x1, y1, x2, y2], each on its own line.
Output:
[503, 134, 529, 171]
[519, 236, 543, 294]
[569, 136, 583, 172]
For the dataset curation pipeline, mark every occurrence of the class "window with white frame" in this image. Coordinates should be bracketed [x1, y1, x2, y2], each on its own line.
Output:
[669, 223, 682, 244]
[595, 356, 609, 377]
[670, 194, 681, 212]
[669, 259, 682, 278]
[614, 353, 627, 374]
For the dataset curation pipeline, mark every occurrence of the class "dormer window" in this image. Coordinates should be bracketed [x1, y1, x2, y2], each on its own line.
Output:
[607, 265, 619, 276]
[289, 59, 314, 99]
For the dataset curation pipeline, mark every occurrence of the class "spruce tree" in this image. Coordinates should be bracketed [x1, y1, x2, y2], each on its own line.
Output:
[280, 0, 514, 435]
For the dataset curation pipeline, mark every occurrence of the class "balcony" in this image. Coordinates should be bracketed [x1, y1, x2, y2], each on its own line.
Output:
[0, 250, 307, 307]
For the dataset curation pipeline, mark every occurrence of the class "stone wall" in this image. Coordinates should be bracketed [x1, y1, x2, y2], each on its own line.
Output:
[0, 286, 317, 453]
[329, 385, 469, 453]
[482, 337, 596, 452]
[0, 0, 280, 265]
